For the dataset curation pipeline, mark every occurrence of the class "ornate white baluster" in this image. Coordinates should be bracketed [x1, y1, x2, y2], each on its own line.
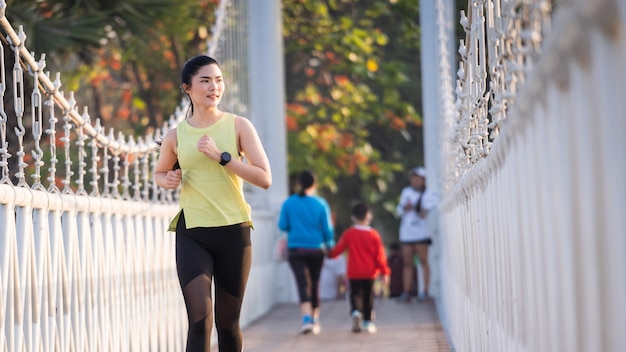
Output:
[61, 92, 75, 194]
[9, 26, 26, 186]
[150, 130, 161, 203]
[140, 136, 151, 202]
[110, 131, 122, 199]
[100, 129, 114, 197]
[0, 26, 9, 184]
[45, 73, 61, 193]
[122, 136, 133, 200]
[29, 53, 46, 191]
[89, 119, 102, 196]
[75, 107, 89, 196]
[486, 0, 507, 139]
[132, 138, 143, 201]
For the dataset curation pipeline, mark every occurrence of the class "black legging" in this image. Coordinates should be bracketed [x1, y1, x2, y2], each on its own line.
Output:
[287, 249, 325, 309]
[349, 279, 375, 321]
[176, 212, 252, 352]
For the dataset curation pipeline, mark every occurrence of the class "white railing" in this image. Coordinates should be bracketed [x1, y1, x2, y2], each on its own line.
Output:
[430, 0, 626, 351]
[0, 0, 288, 351]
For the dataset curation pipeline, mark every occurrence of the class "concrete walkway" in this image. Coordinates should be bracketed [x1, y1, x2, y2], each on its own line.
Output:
[239, 297, 452, 352]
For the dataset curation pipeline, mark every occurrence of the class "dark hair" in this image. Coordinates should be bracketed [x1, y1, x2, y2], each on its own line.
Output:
[351, 202, 369, 221]
[181, 55, 221, 116]
[415, 189, 426, 213]
[297, 170, 316, 196]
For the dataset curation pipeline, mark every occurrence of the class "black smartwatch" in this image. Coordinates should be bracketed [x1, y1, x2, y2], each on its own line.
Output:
[219, 151, 231, 166]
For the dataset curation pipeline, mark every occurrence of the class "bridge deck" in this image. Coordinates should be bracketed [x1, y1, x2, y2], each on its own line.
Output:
[238, 297, 452, 352]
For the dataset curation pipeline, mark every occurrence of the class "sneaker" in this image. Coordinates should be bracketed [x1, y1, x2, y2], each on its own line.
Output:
[351, 310, 362, 333]
[396, 292, 411, 303]
[362, 321, 378, 334]
[417, 292, 429, 301]
[300, 323, 313, 334]
[312, 323, 321, 335]
[300, 315, 314, 334]
[311, 317, 321, 335]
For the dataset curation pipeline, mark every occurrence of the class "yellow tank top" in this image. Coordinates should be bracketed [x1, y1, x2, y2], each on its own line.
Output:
[168, 113, 252, 231]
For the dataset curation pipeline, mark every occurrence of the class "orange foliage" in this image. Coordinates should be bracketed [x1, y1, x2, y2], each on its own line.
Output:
[121, 90, 132, 104]
[347, 159, 356, 175]
[54, 176, 64, 189]
[111, 60, 122, 71]
[353, 150, 368, 164]
[315, 140, 329, 152]
[339, 133, 354, 148]
[118, 107, 131, 119]
[285, 115, 298, 131]
[286, 103, 308, 115]
[336, 154, 355, 174]
[325, 51, 337, 63]
[23, 153, 33, 164]
[91, 72, 111, 87]
[391, 117, 406, 129]
[39, 3, 54, 18]
[160, 82, 175, 90]
[164, 50, 175, 61]
[305, 68, 315, 77]
[334, 75, 349, 86]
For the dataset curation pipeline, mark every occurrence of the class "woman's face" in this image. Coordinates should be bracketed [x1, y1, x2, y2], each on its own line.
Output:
[185, 64, 225, 108]
[410, 174, 425, 190]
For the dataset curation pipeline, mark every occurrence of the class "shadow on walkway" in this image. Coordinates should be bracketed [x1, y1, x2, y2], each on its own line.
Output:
[240, 297, 451, 352]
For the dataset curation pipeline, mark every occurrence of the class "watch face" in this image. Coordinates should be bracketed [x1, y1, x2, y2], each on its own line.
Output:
[220, 152, 231, 165]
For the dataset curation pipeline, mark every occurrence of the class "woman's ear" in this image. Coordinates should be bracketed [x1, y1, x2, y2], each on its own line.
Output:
[181, 83, 189, 94]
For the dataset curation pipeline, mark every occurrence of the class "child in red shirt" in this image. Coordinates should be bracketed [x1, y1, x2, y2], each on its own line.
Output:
[327, 202, 391, 333]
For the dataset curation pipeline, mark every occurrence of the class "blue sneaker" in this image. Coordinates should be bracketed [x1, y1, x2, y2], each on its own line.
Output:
[300, 315, 314, 334]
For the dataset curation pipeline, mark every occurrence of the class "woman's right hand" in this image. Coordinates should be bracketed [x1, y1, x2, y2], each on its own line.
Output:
[164, 169, 182, 189]
[154, 128, 181, 189]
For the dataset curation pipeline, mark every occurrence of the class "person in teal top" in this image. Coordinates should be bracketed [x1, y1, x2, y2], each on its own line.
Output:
[154, 55, 272, 352]
[278, 170, 334, 334]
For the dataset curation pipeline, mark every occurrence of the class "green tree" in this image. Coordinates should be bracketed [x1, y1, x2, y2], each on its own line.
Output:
[5, 0, 218, 135]
[2, 0, 218, 186]
[283, 0, 424, 241]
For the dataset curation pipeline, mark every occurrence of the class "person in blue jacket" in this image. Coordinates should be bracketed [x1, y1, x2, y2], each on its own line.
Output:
[278, 170, 334, 335]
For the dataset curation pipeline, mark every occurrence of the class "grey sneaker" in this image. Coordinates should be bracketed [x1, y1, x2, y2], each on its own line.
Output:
[351, 310, 362, 333]
[396, 292, 411, 303]
[300, 322, 314, 334]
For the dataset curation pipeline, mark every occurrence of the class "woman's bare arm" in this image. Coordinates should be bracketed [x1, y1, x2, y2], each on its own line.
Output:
[228, 116, 272, 189]
[154, 129, 182, 189]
